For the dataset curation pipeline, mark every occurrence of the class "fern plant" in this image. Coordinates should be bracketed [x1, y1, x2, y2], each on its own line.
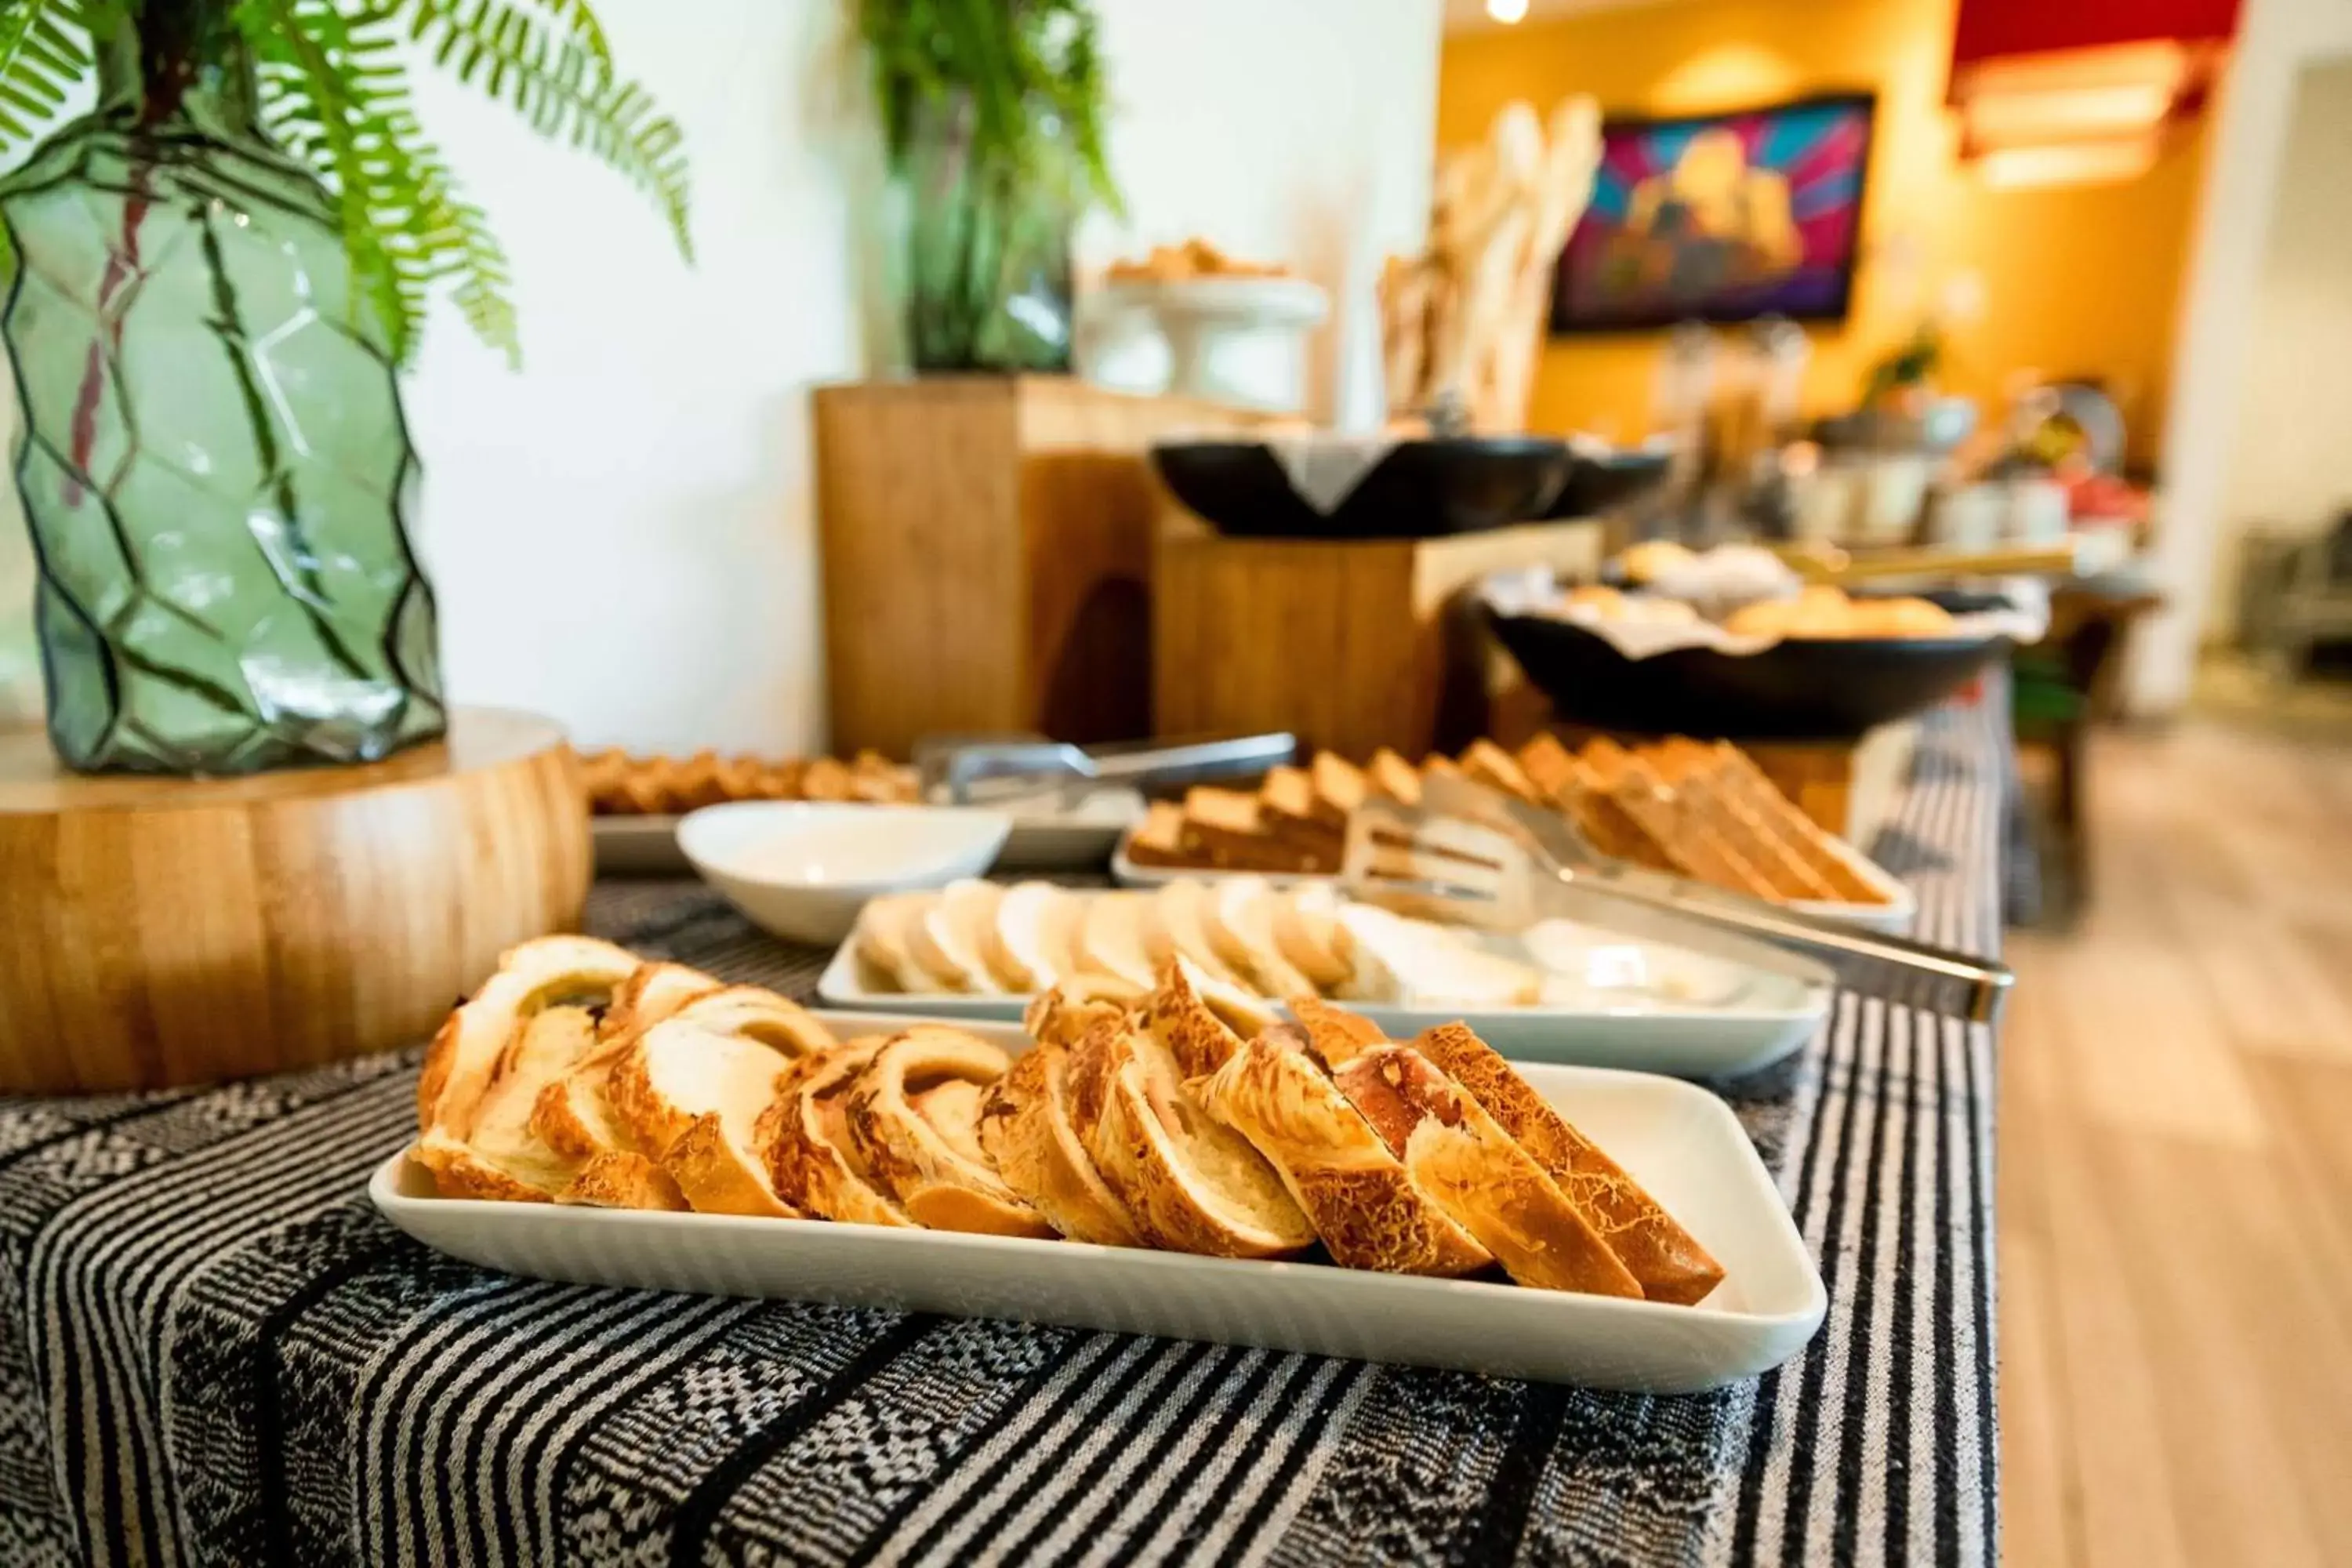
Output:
[0, 0, 691, 367]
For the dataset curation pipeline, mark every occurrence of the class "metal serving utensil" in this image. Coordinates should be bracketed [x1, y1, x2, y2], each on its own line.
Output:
[918, 732, 1298, 809]
[1340, 770, 2013, 1023]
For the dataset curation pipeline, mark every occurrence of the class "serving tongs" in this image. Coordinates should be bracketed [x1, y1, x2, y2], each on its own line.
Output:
[919, 731, 1297, 808]
[1341, 771, 2013, 1023]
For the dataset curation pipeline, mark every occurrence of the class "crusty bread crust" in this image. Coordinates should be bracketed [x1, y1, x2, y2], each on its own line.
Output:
[597, 962, 723, 1047]
[1405, 1022, 1723, 1304]
[409, 1132, 554, 1203]
[1196, 1032, 1488, 1277]
[761, 1046, 915, 1229]
[843, 1030, 1051, 1238]
[1142, 957, 1255, 1077]
[1334, 1045, 1639, 1297]
[1024, 977, 1139, 1049]
[1287, 997, 1390, 1069]
[978, 1046, 1149, 1247]
[663, 1111, 797, 1218]
[1067, 1021, 1313, 1260]
[416, 935, 638, 1137]
[558, 1151, 688, 1210]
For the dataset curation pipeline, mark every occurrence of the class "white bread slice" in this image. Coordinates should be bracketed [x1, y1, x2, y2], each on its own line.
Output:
[414, 1004, 604, 1201]
[979, 1044, 1150, 1247]
[983, 881, 1070, 993]
[1203, 878, 1319, 1000]
[1271, 884, 1355, 991]
[1076, 891, 1160, 993]
[559, 1152, 688, 1211]
[1334, 904, 1541, 1008]
[1142, 880, 1250, 989]
[1308, 752, 1367, 826]
[597, 961, 721, 1047]
[416, 935, 637, 1139]
[844, 1029, 1053, 1236]
[1196, 1029, 1490, 1277]
[906, 881, 1002, 993]
[1330, 1042, 1639, 1296]
[532, 982, 829, 1168]
[855, 894, 937, 991]
[1024, 975, 1142, 1050]
[762, 1044, 916, 1227]
[1065, 1017, 1314, 1259]
[1143, 956, 1276, 1078]
[608, 1018, 792, 1160]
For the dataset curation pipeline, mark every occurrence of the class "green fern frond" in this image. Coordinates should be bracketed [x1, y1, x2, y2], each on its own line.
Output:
[0, 0, 90, 159]
[405, 0, 691, 262]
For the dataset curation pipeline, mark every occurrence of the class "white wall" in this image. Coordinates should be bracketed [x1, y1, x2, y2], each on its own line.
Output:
[2129, 0, 2352, 712]
[2201, 56, 2352, 638]
[1082, 0, 1443, 430]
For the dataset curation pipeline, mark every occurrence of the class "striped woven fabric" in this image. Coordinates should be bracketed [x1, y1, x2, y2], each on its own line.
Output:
[0, 698, 2007, 1568]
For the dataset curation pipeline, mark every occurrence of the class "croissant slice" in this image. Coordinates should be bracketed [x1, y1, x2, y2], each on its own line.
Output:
[844, 1029, 1053, 1236]
[1195, 1029, 1489, 1278]
[762, 1044, 916, 1228]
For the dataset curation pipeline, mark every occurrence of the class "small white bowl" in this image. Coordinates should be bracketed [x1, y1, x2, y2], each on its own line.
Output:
[677, 802, 1011, 946]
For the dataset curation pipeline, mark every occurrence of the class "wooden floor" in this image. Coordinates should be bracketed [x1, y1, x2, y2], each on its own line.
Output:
[1999, 717, 2352, 1567]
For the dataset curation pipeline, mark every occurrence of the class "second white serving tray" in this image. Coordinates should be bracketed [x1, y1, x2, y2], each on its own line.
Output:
[371, 1013, 1825, 1393]
[1109, 829, 1918, 936]
[814, 940, 1830, 1079]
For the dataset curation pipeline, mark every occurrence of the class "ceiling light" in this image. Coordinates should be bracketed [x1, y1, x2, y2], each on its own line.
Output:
[1487, 0, 1530, 23]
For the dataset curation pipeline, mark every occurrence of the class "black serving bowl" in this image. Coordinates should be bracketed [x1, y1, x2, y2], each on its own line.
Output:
[1541, 446, 1675, 520]
[1483, 589, 2012, 740]
[1151, 437, 1569, 540]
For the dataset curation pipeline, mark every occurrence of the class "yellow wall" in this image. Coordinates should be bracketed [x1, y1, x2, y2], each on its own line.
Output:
[1438, 0, 2207, 463]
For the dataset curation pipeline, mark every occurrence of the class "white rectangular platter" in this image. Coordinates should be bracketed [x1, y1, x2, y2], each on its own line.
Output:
[815, 940, 1831, 1079]
[370, 1013, 1824, 1392]
[1109, 830, 1919, 935]
[594, 791, 1144, 879]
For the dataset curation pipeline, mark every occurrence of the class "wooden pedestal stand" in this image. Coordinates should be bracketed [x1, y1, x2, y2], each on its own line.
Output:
[0, 709, 590, 1094]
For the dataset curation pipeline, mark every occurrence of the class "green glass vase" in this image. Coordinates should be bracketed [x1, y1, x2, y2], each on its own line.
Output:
[0, 15, 443, 774]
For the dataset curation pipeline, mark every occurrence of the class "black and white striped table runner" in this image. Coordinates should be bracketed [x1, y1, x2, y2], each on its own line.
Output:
[0, 695, 2005, 1567]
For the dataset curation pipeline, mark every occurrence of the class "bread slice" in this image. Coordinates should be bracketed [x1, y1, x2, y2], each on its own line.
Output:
[414, 1004, 605, 1202]
[1654, 753, 1838, 902]
[1270, 884, 1355, 992]
[1141, 880, 1251, 989]
[1693, 741, 1886, 903]
[608, 1017, 792, 1160]
[669, 985, 838, 1059]
[855, 894, 938, 991]
[1066, 1018, 1314, 1259]
[1404, 1022, 1724, 1304]
[1141, 956, 1272, 1078]
[1331, 1044, 1640, 1296]
[844, 1029, 1054, 1236]
[1366, 749, 1423, 805]
[1203, 877, 1319, 1000]
[1308, 751, 1367, 826]
[1197, 1028, 1490, 1276]
[761, 1044, 917, 1228]
[1515, 732, 1579, 803]
[1334, 904, 1539, 1007]
[597, 961, 722, 1047]
[416, 935, 638, 1139]
[906, 881, 1004, 993]
[985, 881, 1073, 992]
[557, 1152, 688, 1211]
[1288, 996, 1390, 1067]
[1124, 800, 1193, 869]
[1024, 975, 1142, 1049]
[1077, 891, 1161, 993]
[1458, 739, 1539, 803]
[979, 1044, 1151, 1247]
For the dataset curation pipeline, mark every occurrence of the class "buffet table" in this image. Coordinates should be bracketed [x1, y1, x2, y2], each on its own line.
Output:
[0, 696, 2008, 1568]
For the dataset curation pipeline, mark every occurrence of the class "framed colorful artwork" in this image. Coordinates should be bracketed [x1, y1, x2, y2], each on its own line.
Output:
[1550, 93, 1877, 334]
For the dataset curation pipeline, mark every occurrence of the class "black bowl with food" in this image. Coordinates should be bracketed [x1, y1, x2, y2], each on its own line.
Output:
[1483, 586, 2012, 739]
[1541, 445, 1675, 520]
[1152, 437, 1570, 540]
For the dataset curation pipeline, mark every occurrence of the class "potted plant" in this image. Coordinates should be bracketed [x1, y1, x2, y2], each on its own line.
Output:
[853, 0, 1120, 374]
[0, 0, 689, 773]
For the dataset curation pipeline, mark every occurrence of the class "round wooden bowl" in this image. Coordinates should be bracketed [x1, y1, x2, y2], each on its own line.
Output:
[0, 708, 591, 1094]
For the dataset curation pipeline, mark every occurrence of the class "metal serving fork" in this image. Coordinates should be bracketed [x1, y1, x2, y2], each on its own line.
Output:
[1340, 771, 2013, 1024]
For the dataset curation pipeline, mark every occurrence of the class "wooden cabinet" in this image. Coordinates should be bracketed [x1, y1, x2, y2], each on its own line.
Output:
[813, 377, 1264, 756]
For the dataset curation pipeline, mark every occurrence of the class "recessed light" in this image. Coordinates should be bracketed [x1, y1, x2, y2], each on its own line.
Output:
[1488, 0, 1530, 22]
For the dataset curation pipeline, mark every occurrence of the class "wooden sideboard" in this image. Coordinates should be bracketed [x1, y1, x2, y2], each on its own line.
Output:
[813, 377, 1266, 756]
